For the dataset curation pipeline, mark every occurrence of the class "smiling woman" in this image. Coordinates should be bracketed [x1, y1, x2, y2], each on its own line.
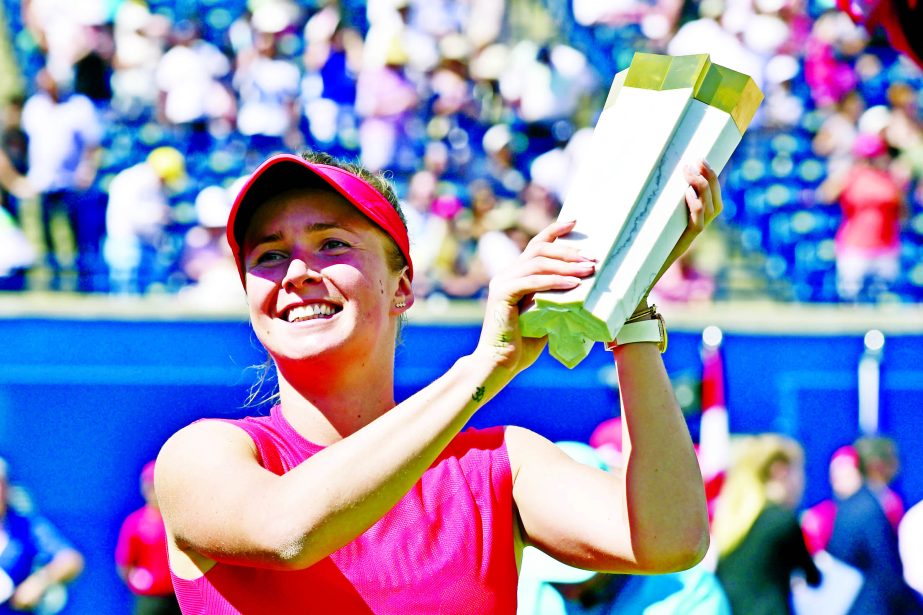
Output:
[154, 151, 717, 614]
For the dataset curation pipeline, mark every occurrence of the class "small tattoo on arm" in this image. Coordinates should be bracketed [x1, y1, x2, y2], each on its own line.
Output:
[472, 386, 486, 403]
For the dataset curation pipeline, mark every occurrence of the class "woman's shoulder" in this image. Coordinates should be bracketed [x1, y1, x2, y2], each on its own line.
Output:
[157, 419, 259, 473]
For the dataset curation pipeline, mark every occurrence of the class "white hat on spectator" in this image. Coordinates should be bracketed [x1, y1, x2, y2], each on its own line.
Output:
[858, 105, 892, 135]
[766, 54, 800, 84]
[195, 186, 233, 229]
[252, 0, 297, 34]
[304, 5, 339, 42]
[439, 33, 471, 62]
[743, 15, 789, 54]
[483, 124, 512, 155]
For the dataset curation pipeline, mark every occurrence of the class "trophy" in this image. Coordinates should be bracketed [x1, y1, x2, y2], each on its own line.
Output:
[519, 52, 763, 367]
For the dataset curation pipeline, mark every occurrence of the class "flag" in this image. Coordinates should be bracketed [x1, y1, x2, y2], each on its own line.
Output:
[699, 328, 730, 523]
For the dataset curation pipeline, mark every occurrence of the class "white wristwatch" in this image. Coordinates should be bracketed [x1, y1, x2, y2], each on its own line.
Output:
[605, 312, 668, 353]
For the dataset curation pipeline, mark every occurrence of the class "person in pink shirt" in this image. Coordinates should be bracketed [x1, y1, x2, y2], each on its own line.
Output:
[115, 461, 180, 615]
[154, 151, 721, 613]
[819, 132, 907, 302]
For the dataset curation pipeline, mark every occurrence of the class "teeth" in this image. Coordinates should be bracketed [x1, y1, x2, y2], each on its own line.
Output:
[287, 303, 338, 323]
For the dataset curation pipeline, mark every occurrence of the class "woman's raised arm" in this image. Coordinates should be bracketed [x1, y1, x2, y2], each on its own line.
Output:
[505, 160, 721, 574]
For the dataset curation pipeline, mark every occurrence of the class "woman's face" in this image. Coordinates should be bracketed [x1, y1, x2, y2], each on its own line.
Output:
[242, 188, 407, 369]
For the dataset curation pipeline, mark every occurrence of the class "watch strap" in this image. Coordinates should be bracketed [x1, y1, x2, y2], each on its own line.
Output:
[605, 314, 667, 353]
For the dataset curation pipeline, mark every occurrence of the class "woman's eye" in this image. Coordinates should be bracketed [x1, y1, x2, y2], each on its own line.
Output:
[255, 250, 287, 264]
[322, 238, 350, 251]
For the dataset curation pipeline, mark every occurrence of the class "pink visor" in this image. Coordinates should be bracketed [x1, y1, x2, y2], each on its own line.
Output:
[227, 154, 413, 283]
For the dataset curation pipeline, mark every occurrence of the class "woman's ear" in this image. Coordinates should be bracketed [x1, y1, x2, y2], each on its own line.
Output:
[392, 267, 414, 314]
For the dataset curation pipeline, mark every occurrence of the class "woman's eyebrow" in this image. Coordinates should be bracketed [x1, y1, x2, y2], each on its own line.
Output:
[249, 222, 358, 251]
[247, 231, 285, 251]
[304, 222, 349, 233]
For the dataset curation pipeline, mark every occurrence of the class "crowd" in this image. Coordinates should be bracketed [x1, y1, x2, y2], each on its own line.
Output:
[520, 431, 923, 614]
[0, 0, 919, 303]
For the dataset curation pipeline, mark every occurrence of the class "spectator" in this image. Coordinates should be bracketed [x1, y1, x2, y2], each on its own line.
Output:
[401, 169, 451, 298]
[475, 123, 526, 199]
[21, 67, 103, 291]
[234, 31, 301, 155]
[1, 96, 30, 218]
[110, 0, 170, 119]
[713, 434, 821, 615]
[827, 435, 923, 614]
[803, 11, 864, 111]
[0, 132, 36, 289]
[300, 9, 363, 157]
[354, 34, 420, 172]
[0, 456, 84, 613]
[801, 445, 863, 555]
[115, 461, 180, 615]
[812, 90, 865, 178]
[818, 132, 907, 302]
[72, 24, 114, 108]
[103, 146, 185, 294]
[177, 183, 240, 305]
[154, 20, 232, 152]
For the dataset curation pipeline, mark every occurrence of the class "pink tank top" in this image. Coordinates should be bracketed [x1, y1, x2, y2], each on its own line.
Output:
[171, 405, 518, 614]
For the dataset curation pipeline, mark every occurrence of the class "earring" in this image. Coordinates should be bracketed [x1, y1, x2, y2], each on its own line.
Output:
[395, 301, 406, 309]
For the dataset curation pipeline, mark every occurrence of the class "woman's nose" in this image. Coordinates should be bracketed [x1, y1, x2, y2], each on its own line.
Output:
[282, 257, 322, 291]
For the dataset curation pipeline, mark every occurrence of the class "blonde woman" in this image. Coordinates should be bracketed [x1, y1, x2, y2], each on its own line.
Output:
[154, 151, 720, 612]
[713, 434, 820, 615]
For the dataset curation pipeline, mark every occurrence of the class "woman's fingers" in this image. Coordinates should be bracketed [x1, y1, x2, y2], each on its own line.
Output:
[523, 240, 596, 264]
[528, 218, 578, 246]
[684, 160, 724, 230]
[492, 273, 585, 303]
[705, 161, 723, 221]
[493, 255, 594, 300]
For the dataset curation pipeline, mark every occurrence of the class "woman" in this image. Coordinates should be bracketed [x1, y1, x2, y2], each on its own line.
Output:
[713, 434, 821, 615]
[156, 151, 719, 613]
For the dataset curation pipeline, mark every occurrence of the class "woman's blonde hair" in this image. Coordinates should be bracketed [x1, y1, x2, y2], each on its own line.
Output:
[712, 434, 804, 556]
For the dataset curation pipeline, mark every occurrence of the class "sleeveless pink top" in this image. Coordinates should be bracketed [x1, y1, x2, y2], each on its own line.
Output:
[171, 405, 518, 614]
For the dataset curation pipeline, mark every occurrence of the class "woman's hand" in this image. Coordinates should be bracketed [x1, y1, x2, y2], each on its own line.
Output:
[474, 219, 596, 378]
[656, 160, 724, 282]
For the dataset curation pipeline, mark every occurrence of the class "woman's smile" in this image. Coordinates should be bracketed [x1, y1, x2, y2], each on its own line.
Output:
[283, 301, 342, 323]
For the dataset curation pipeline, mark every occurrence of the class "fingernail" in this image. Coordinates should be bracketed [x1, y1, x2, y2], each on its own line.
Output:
[579, 251, 597, 262]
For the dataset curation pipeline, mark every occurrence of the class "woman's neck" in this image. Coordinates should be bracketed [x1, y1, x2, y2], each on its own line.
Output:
[275, 354, 398, 445]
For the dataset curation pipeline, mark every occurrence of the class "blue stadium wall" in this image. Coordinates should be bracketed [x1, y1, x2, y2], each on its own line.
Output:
[1, 312, 922, 613]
